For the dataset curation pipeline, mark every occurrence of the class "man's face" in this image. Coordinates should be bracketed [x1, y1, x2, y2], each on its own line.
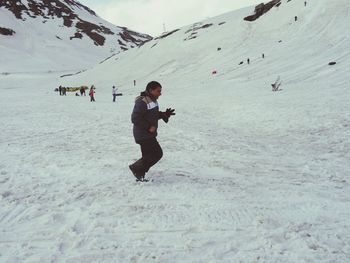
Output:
[150, 87, 162, 99]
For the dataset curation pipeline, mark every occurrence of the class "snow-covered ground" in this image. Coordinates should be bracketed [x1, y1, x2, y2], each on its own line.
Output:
[1, 0, 350, 262]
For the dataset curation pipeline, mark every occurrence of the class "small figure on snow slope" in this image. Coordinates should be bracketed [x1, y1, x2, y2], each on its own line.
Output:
[89, 85, 95, 102]
[112, 85, 118, 102]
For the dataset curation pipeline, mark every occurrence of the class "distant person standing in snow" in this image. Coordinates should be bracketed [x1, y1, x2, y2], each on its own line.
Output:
[129, 81, 175, 181]
[89, 85, 95, 102]
[58, 85, 62, 95]
[112, 85, 118, 102]
[247, 58, 250, 64]
[80, 87, 86, 96]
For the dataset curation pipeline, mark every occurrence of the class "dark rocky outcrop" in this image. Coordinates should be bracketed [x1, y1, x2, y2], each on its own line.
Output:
[0, 0, 152, 47]
[185, 23, 213, 34]
[154, 29, 180, 40]
[0, 0, 27, 19]
[118, 40, 126, 46]
[118, 28, 151, 45]
[244, 0, 281, 22]
[0, 0, 96, 20]
[0, 27, 16, 36]
[70, 32, 83, 40]
[75, 20, 114, 46]
[184, 23, 213, 41]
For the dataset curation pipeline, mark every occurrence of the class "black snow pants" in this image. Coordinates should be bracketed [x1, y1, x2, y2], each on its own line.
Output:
[133, 137, 163, 173]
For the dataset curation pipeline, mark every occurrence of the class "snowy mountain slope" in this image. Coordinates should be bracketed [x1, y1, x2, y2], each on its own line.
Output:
[62, 0, 350, 89]
[0, 0, 151, 72]
[1, 0, 350, 262]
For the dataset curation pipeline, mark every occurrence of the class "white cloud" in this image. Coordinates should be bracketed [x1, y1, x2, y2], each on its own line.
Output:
[81, 0, 264, 36]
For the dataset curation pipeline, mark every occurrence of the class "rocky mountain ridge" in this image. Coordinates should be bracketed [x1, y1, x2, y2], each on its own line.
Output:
[0, 0, 151, 47]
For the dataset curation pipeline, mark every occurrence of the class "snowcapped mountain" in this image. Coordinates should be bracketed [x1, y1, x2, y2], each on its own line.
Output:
[0, 0, 152, 72]
[62, 0, 349, 90]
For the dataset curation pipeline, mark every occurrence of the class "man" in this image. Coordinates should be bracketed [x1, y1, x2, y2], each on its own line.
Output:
[129, 81, 175, 181]
[80, 86, 86, 96]
[112, 86, 118, 102]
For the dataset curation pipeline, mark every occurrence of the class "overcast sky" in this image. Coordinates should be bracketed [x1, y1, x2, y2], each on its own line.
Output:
[78, 0, 264, 36]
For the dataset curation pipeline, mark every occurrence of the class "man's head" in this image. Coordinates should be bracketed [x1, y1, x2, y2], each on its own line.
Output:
[146, 81, 162, 99]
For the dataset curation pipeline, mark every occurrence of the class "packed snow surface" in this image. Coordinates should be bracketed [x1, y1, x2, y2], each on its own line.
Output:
[1, 0, 350, 262]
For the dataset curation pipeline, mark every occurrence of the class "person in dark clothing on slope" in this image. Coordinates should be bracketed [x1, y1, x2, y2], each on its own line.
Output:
[112, 85, 118, 102]
[89, 85, 95, 102]
[129, 81, 175, 181]
[80, 87, 86, 96]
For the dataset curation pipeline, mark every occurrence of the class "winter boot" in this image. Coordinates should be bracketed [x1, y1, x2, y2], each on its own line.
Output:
[129, 160, 145, 181]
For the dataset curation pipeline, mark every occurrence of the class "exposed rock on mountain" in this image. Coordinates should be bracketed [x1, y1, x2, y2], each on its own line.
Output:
[0, 0, 151, 47]
[0, 0, 152, 71]
[244, 0, 281, 22]
[0, 27, 15, 36]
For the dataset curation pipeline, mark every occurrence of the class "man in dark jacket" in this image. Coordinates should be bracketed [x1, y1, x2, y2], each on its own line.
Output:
[129, 81, 175, 181]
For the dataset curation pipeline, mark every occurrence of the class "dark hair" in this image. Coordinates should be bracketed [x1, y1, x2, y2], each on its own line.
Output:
[146, 81, 162, 92]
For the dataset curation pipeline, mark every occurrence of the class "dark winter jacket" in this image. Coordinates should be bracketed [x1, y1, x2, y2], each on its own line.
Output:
[131, 92, 167, 143]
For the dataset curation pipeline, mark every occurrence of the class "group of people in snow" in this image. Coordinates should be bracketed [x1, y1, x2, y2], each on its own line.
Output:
[57, 85, 122, 103]
[58, 85, 66, 96]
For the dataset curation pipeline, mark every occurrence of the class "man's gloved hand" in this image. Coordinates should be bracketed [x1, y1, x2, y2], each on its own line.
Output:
[161, 108, 175, 123]
[165, 108, 176, 117]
